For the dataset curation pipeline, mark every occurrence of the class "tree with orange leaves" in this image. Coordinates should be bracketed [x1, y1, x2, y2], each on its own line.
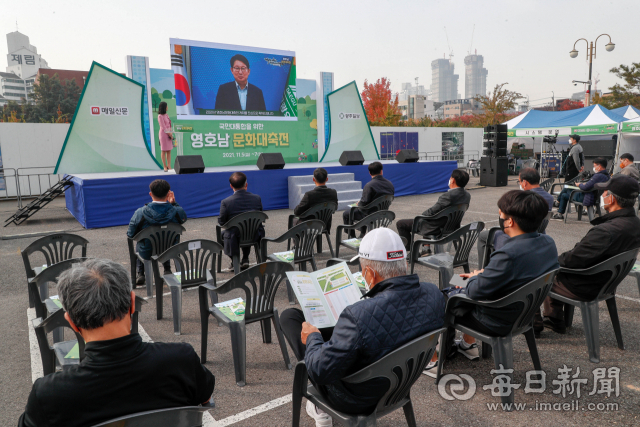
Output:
[361, 78, 401, 126]
[557, 99, 584, 111]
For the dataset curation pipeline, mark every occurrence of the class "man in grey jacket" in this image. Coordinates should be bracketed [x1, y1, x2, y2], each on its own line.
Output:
[396, 169, 471, 251]
[563, 134, 584, 181]
[616, 153, 640, 181]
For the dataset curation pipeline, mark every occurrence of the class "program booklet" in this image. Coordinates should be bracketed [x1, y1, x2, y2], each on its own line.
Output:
[214, 297, 246, 322]
[271, 250, 295, 262]
[286, 262, 363, 328]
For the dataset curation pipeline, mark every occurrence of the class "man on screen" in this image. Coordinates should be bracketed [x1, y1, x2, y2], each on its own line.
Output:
[215, 54, 266, 112]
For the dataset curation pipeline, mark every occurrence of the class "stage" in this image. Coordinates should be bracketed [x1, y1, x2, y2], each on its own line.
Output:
[64, 160, 458, 229]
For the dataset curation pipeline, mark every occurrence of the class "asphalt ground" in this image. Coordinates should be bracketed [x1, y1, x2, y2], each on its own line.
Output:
[1, 176, 640, 426]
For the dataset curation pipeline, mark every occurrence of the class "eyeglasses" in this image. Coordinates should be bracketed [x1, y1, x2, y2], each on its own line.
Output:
[232, 66, 248, 72]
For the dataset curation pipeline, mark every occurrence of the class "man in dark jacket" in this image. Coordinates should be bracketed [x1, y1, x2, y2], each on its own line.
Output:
[127, 179, 187, 284]
[552, 157, 610, 221]
[280, 228, 445, 423]
[396, 169, 470, 251]
[293, 167, 338, 229]
[450, 190, 559, 360]
[563, 134, 584, 181]
[18, 259, 214, 427]
[215, 54, 266, 112]
[541, 175, 640, 334]
[219, 171, 264, 270]
[342, 161, 395, 225]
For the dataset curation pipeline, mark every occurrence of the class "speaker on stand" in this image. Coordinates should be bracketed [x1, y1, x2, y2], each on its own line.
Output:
[479, 124, 508, 187]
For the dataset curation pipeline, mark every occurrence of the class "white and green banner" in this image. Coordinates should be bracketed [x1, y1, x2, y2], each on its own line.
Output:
[54, 62, 162, 174]
[621, 121, 640, 133]
[320, 81, 379, 162]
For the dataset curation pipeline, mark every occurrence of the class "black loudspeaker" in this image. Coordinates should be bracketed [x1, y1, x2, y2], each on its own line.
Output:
[396, 149, 419, 163]
[257, 152, 285, 170]
[479, 157, 508, 187]
[483, 124, 508, 157]
[339, 150, 365, 166]
[174, 155, 205, 174]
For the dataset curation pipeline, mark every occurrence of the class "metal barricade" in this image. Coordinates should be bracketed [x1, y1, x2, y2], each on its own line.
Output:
[15, 167, 62, 208]
[0, 168, 20, 205]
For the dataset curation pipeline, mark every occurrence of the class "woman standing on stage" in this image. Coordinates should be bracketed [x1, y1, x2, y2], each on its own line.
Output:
[158, 102, 173, 172]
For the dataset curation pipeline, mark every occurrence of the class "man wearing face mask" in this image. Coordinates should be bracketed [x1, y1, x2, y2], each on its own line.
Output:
[539, 175, 640, 335]
[616, 153, 640, 181]
[563, 134, 584, 181]
[396, 169, 471, 253]
[279, 228, 445, 424]
[552, 157, 610, 221]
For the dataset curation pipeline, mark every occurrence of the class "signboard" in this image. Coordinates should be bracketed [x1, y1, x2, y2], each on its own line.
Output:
[621, 121, 640, 133]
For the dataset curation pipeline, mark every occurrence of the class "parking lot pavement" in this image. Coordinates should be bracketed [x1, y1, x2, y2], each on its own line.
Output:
[2, 177, 639, 426]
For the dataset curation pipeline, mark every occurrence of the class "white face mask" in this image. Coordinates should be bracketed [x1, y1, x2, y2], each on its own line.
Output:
[363, 267, 372, 292]
[600, 194, 611, 211]
[519, 185, 524, 191]
[593, 167, 598, 173]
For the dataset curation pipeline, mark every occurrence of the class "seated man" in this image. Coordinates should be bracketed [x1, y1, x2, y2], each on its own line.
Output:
[280, 228, 445, 425]
[552, 157, 610, 221]
[127, 179, 187, 284]
[616, 153, 640, 181]
[396, 169, 470, 252]
[541, 175, 640, 334]
[293, 167, 338, 229]
[477, 168, 553, 267]
[219, 171, 264, 270]
[447, 190, 558, 361]
[18, 259, 215, 427]
[342, 161, 394, 225]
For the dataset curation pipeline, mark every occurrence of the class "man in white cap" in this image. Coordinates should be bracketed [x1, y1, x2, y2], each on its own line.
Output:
[280, 228, 445, 426]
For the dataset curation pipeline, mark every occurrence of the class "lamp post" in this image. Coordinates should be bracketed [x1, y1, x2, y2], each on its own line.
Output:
[569, 34, 615, 106]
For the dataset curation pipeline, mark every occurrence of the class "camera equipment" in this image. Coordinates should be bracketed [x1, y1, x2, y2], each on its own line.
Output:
[543, 135, 557, 143]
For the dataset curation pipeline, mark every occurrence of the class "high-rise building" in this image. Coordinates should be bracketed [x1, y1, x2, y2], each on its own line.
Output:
[430, 58, 458, 103]
[6, 31, 49, 80]
[317, 72, 334, 154]
[398, 82, 426, 101]
[464, 53, 487, 99]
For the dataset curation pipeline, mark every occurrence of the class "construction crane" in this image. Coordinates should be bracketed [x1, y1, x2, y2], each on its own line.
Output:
[468, 24, 475, 55]
[444, 27, 453, 61]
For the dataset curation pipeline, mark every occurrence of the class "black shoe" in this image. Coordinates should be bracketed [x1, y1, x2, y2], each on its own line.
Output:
[553, 200, 559, 208]
[135, 275, 146, 286]
[543, 317, 566, 334]
[551, 213, 564, 221]
[241, 258, 250, 270]
[227, 261, 235, 271]
[533, 325, 543, 338]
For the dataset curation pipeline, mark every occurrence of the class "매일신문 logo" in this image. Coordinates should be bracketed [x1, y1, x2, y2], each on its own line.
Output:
[90, 106, 100, 115]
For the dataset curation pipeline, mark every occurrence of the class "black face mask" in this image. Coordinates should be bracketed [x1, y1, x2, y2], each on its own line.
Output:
[499, 217, 507, 232]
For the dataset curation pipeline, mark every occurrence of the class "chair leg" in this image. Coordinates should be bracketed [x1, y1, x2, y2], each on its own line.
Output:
[492, 336, 515, 407]
[316, 234, 323, 254]
[310, 257, 318, 271]
[198, 287, 210, 363]
[576, 204, 583, 221]
[170, 285, 182, 335]
[605, 298, 625, 350]
[435, 329, 449, 384]
[52, 327, 64, 344]
[144, 260, 153, 297]
[286, 280, 296, 305]
[462, 264, 470, 274]
[291, 389, 303, 427]
[636, 275, 640, 298]
[587, 206, 595, 222]
[402, 399, 418, 427]
[564, 305, 575, 327]
[580, 301, 601, 363]
[410, 256, 416, 275]
[481, 341, 492, 359]
[273, 308, 293, 370]
[229, 321, 247, 386]
[217, 251, 222, 273]
[261, 318, 272, 343]
[325, 233, 335, 258]
[233, 254, 240, 275]
[156, 277, 164, 320]
[523, 328, 542, 372]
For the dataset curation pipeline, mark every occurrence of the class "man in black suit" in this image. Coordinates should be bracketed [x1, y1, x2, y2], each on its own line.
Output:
[342, 161, 395, 225]
[396, 169, 471, 251]
[219, 172, 264, 269]
[215, 54, 266, 112]
[293, 168, 338, 229]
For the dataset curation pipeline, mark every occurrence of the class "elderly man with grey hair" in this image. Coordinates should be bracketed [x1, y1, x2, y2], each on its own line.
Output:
[280, 228, 445, 426]
[18, 259, 215, 427]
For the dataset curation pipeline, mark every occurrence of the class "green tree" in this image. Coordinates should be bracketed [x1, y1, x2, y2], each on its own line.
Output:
[473, 83, 524, 126]
[298, 97, 306, 104]
[31, 73, 66, 122]
[152, 92, 162, 111]
[162, 90, 173, 100]
[600, 62, 640, 108]
[305, 109, 311, 118]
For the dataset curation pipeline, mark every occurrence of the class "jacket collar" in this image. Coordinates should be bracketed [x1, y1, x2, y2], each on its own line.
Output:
[590, 207, 636, 225]
[362, 273, 420, 298]
[82, 333, 144, 366]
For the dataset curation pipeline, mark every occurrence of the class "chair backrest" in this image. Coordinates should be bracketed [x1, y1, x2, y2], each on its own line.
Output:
[448, 222, 485, 268]
[214, 262, 294, 322]
[91, 406, 210, 427]
[34, 308, 85, 376]
[362, 195, 394, 212]
[326, 257, 360, 268]
[561, 248, 639, 300]
[540, 178, 555, 192]
[537, 211, 553, 234]
[352, 210, 396, 234]
[30, 257, 91, 318]
[276, 220, 325, 262]
[298, 202, 337, 230]
[342, 327, 444, 415]
[156, 240, 222, 287]
[422, 204, 468, 237]
[22, 233, 89, 279]
[221, 211, 269, 246]
[131, 223, 186, 257]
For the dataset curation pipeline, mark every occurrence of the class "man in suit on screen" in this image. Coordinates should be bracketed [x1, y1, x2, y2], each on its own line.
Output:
[215, 54, 266, 112]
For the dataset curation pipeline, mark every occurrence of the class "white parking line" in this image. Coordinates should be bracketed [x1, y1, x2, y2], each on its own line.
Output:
[216, 394, 292, 426]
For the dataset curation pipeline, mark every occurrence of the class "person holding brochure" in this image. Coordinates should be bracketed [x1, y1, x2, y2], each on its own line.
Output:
[280, 228, 445, 426]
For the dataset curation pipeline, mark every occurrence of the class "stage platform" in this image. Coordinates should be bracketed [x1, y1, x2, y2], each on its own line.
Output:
[65, 160, 458, 229]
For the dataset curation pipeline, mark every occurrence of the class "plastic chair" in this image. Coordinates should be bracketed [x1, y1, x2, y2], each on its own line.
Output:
[540, 178, 555, 192]
[410, 223, 484, 288]
[564, 188, 602, 223]
[155, 240, 223, 335]
[287, 201, 338, 257]
[549, 249, 639, 363]
[21, 233, 88, 308]
[326, 257, 361, 270]
[91, 404, 214, 427]
[292, 327, 444, 427]
[346, 194, 394, 238]
[549, 175, 579, 197]
[33, 308, 85, 376]
[408, 204, 468, 256]
[628, 269, 640, 297]
[216, 211, 268, 275]
[261, 220, 325, 304]
[436, 269, 559, 407]
[128, 223, 186, 297]
[335, 211, 396, 258]
[199, 262, 294, 386]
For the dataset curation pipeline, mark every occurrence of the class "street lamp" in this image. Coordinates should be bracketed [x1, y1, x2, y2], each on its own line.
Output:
[569, 34, 615, 106]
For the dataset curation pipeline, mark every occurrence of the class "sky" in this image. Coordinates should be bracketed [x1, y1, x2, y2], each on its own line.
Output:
[1, 0, 636, 109]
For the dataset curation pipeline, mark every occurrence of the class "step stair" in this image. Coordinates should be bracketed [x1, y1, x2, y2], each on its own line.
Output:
[288, 173, 363, 212]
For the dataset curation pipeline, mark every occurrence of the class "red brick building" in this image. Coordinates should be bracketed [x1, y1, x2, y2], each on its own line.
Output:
[37, 68, 89, 87]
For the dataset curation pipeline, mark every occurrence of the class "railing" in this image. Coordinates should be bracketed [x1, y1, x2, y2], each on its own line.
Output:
[0, 168, 20, 203]
[0, 167, 62, 208]
[419, 150, 480, 166]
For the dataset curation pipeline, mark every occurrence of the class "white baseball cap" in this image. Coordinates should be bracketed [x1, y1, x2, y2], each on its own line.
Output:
[351, 227, 407, 262]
